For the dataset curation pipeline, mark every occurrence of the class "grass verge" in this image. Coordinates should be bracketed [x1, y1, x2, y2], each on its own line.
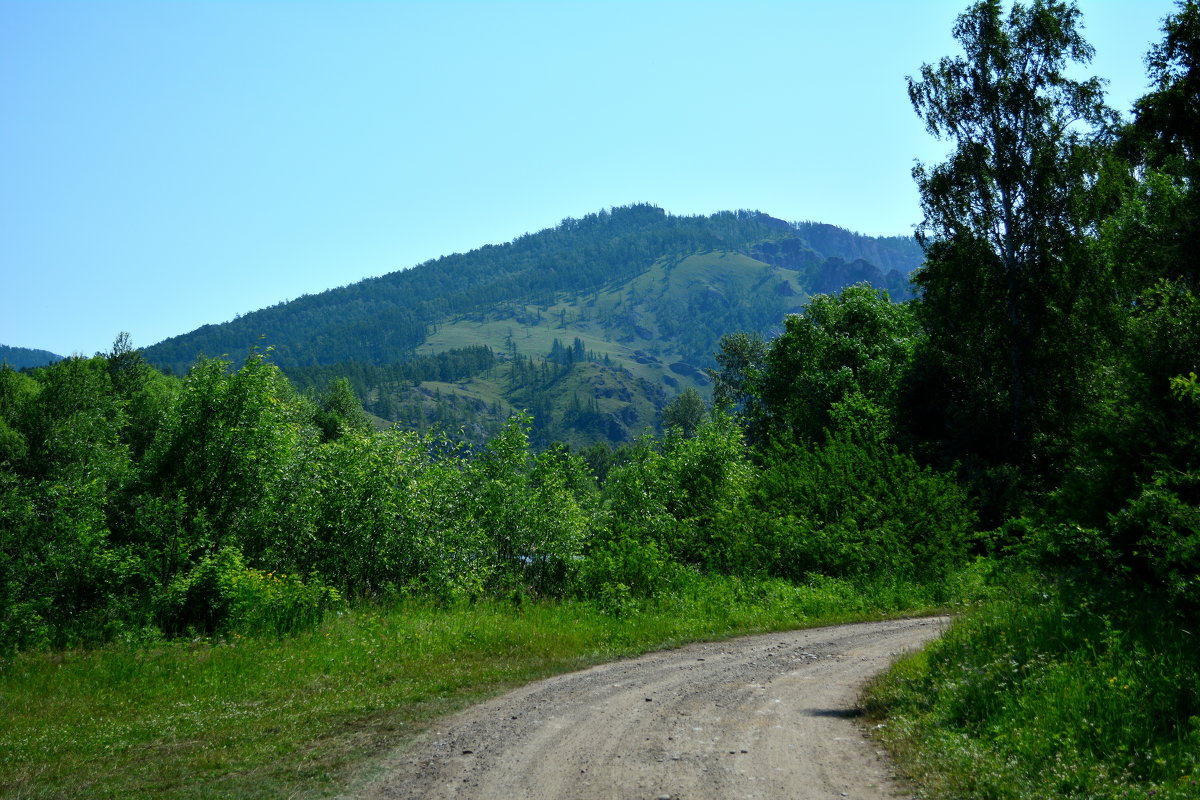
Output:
[864, 572, 1200, 799]
[1, 572, 963, 800]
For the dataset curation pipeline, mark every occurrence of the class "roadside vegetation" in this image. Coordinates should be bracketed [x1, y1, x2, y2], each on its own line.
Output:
[1, 1, 1197, 799]
[868, 575, 1200, 799]
[0, 576, 969, 800]
[0, 322, 975, 799]
[861, 1, 1200, 798]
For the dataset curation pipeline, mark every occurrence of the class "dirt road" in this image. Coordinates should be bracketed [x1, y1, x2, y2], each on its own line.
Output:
[359, 616, 947, 800]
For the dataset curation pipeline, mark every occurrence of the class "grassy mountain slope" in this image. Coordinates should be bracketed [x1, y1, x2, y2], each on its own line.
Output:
[289, 250, 816, 447]
[424, 250, 805, 376]
[144, 205, 922, 446]
[143, 206, 806, 374]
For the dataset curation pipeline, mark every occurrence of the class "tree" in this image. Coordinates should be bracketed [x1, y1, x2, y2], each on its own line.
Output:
[106, 332, 178, 460]
[142, 351, 310, 568]
[1122, 0, 1200, 288]
[1044, 3, 1200, 597]
[707, 331, 767, 422]
[661, 387, 706, 437]
[315, 377, 371, 442]
[1131, 1, 1200, 168]
[0, 367, 39, 467]
[755, 285, 918, 447]
[0, 356, 135, 649]
[748, 397, 975, 585]
[908, 0, 1117, 498]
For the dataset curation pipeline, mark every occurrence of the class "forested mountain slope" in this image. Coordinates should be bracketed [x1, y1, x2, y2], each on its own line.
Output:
[143, 205, 920, 446]
[144, 205, 918, 374]
[0, 345, 63, 369]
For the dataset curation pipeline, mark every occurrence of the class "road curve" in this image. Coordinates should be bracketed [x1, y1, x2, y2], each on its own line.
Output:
[358, 616, 948, 800]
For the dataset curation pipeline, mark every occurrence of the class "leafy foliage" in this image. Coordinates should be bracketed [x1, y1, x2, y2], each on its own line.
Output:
[908, 0, 1118, 510]
[660, 386, 706, 437]
[753, 284, 918, 446]
[750, 394, 974, 585]
[864, 5, 1200, 799]
[154, 547, 340, 637]
[868, 578, 1200, 800]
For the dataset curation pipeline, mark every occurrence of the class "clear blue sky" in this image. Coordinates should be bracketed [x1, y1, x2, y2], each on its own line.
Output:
[1, 0, 1179, 357]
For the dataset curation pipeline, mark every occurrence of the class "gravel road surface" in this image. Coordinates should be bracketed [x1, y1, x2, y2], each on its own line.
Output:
[359, 616, 948, 800]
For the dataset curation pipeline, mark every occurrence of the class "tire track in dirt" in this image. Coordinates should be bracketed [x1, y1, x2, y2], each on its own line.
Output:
[358, 616, 947, 800]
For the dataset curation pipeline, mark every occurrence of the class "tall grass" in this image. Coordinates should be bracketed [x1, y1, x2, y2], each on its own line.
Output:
[0, 573, 962, 800]
[866, 573, 1200, 799]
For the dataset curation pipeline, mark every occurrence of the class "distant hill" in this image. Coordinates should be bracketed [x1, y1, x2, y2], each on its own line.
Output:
[0, 345, 63, 369]
[143, 204, 923, 447]
[792, 222, 923, 274]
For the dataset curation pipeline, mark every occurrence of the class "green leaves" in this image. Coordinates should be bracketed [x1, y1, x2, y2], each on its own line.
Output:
[154, 546, 340, 637]
[471, 416, 591, 596]
[596, 413, 756, 577]
[144, 352, 309, 561]
[755, 284, 918, 446]
[313, 377, 371, 442]
[909, 0, 1118, 503]
[660, 386, 706, 438]
[750, 409, 975, 585]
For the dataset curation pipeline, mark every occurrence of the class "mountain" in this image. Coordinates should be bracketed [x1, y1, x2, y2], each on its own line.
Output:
[0, 345, 64, 369]
[143, 205, 923, 447]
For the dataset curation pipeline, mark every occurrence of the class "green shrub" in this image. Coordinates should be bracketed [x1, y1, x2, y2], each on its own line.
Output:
[470, 418, 591, 596]
[1111, 470, 1200, 609]
[868, 576, 1200, 799]
[599, 414, 755, 574]
[222, 564, 342, 637]
[593, 580, 637, 617]
[154, 547, 340, 637]
[143, 353, 310, 562]
[600, 437, 687, 556]
[751, 397, 975, 583]
[577, 535, 682, 601]
[1019, 469, 1200, 610]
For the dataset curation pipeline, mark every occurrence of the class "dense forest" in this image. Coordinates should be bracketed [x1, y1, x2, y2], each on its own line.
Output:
[135, 208, 922, 450]
[136, 212, 922, 449]
[141, 209, 920, 375]
[0, 345, 62, 370]
[1, 1, 1198, 798]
